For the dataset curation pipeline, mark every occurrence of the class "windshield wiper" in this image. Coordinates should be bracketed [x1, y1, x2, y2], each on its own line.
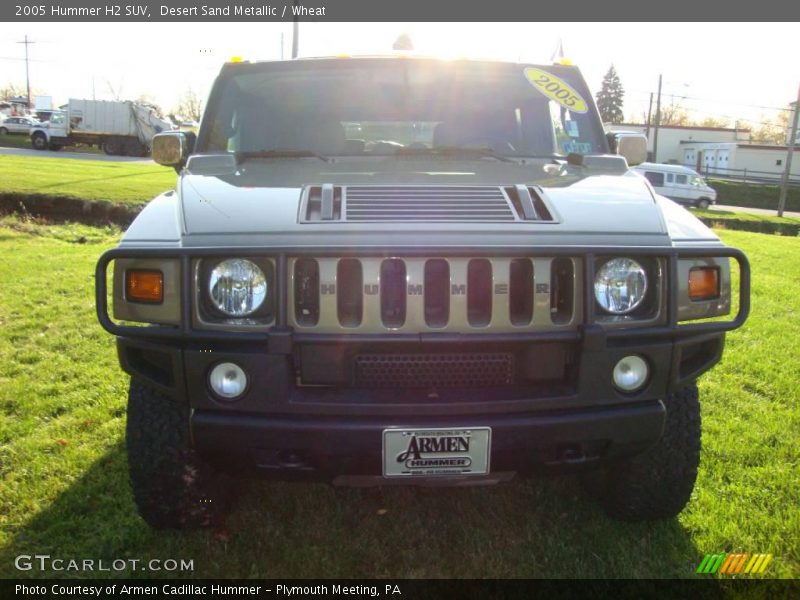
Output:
[393, 146, 516, 163]
[236, 149, 332, 163]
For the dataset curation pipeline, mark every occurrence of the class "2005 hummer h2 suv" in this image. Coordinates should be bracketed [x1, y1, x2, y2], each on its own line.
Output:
[96, 57, 749, 528]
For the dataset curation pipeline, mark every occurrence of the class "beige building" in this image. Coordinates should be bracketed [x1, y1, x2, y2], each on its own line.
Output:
[605, 123, 751, 164]
[678, 142, 800, 181]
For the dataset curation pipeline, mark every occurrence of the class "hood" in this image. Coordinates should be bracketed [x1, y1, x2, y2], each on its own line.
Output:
[172, 158, 706, 249]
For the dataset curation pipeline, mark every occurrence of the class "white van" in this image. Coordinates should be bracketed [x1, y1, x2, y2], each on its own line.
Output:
[632, 163, 717, 209]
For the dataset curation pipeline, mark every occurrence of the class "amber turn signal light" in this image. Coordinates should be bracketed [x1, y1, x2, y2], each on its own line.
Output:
[126, 270, 163, 304]
[688, 267, 719, 301]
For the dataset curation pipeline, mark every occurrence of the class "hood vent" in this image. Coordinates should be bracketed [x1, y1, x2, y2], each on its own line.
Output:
[300, 185, 557, 223]
[503, 185, 554, 222]
[303, 184, 343, 221]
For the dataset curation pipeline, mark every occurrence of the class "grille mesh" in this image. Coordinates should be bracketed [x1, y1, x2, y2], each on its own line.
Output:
[354, 353, 514, 388]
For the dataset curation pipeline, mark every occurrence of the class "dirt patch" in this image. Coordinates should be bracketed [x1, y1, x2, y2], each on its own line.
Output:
[0, 193, 140, 226]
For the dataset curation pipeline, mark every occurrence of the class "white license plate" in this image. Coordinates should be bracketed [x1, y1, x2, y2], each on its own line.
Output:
[382, 427, 491, 477]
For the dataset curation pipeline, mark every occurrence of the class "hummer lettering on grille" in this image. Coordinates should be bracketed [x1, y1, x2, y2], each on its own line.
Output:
[321, 283, 336, 295]
[451, 283, 466, 296]
[407, 284, 423, 296]
[364, 284, 379, 295]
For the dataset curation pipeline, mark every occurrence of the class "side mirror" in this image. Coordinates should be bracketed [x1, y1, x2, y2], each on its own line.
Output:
[607, 132, 648, 167]
[152, 131, 195, 169]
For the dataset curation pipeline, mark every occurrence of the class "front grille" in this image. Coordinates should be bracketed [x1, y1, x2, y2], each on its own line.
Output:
[354, 353, 514, 388]
[289, 256, 582, 334]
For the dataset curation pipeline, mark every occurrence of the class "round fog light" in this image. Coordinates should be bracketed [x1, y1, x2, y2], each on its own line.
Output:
[612, 355, 649, 392]
[209, 362, 248, 400]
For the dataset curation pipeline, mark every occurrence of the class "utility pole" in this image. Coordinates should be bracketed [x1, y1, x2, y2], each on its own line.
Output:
[778, 83, 800, 217]
[652, 74, 662, 163]
[645, 92, 653, 138]
[16, 34, 35, 110]
[291, 2, 299, 59]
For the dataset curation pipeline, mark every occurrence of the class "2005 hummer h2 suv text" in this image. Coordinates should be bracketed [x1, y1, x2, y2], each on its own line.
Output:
[96, 57, 749, 528]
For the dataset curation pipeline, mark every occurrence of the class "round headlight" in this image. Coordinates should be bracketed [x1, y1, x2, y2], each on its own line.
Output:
[208, 259, 267, 317]
[594, 258, 648, 314]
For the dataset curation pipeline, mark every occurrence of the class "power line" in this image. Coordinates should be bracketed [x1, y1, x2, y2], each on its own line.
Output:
[0, 56, 46, 62]
[622, 92, 791, 129]
[625, 89, 792, 114]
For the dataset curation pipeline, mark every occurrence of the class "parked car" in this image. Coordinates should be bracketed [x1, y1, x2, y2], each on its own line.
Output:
[0, 115, 40, 136]
[96, 56, 749, 529]
[633, 163, 717, 209]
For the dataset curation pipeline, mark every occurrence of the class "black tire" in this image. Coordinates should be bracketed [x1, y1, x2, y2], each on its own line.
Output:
[102, 139, 121, 155]
[583, 384, 701, 521]
[126, 378, 234, 529]
[697, 199, 711, 210]
[31, 132, 48, 150]
[124, 139, 148, 157]
[0, 127, 8, 135]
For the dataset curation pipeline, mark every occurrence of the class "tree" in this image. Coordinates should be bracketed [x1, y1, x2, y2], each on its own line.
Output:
[0, 83, 26, 100]
[656, 101, 690, 126]
[392, 33, 413, 51]
[135, 93, 164, 117]
[105, 78, 125, 101]
[698, 116, 731, 128]
[173, 88, 203, 122]
[749, 108, 791, 145]
[595, 65, 625, 124]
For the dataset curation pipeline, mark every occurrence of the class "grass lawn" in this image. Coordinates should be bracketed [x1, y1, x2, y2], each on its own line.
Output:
[0, 135, 102, 154]
[0, 155, 175, 205]
[691, 207, 800, 226]
[0, 218, 797, 579]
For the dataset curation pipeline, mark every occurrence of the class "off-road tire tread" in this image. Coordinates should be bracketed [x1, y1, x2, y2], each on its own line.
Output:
[588, 384, 701, 521]
[126, 379, 232, 529]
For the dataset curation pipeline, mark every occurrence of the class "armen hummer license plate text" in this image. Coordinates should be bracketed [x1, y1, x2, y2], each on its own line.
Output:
[383, 428, 491, 477]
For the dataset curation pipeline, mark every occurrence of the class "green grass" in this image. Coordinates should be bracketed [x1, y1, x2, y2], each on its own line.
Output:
[0, 155, 175, 205]
[0, 218, 797, 579]
[0, 135, 102, 154]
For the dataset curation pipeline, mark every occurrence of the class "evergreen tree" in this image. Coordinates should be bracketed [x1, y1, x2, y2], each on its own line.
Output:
[596, 65, 625, 124]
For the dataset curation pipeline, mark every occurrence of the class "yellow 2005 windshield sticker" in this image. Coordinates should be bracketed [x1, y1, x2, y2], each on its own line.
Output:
[524, 68, 588, 114]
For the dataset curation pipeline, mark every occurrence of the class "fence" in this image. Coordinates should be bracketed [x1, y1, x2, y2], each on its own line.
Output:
[699, 165, 800, 187]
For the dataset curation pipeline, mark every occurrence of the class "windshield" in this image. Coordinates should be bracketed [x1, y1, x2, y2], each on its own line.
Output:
[198, 59, 607, 159]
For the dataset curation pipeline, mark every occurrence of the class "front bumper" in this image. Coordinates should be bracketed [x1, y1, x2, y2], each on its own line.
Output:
[191, 400, 666, 478]
[116, 328, 721, 478]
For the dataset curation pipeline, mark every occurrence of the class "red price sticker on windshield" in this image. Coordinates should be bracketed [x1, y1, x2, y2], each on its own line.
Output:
[524, 68, 588, 114]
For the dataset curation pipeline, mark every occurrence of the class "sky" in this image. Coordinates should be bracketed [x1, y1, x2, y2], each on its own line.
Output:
[1, 22, 797, 128]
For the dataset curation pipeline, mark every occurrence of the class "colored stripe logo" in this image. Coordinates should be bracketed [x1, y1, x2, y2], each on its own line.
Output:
[696, 553, 773, 575]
